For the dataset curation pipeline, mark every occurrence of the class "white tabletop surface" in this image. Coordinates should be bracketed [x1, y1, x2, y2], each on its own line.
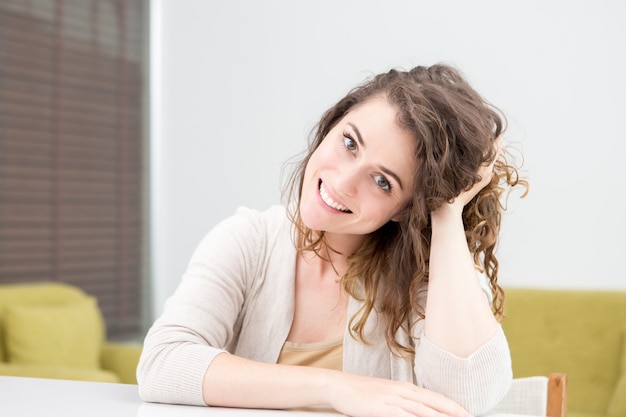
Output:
[0, 375, 342, 417]
[0, 375, 536, 417]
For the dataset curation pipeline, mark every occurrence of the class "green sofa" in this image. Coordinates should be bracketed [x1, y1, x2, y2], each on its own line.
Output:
[0, 282, 142, 384]
[502, 288, 626, 417]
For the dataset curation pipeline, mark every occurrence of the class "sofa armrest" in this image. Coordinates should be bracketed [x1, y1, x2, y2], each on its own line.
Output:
[0, 363, 119, 383]
[100, 342, 143, 384]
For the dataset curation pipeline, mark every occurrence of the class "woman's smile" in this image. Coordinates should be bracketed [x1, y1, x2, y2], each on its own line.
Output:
[318, 180, 352, 213]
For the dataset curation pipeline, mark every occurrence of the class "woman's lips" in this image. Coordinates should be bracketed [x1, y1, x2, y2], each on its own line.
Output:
[318, 180, 351, 213]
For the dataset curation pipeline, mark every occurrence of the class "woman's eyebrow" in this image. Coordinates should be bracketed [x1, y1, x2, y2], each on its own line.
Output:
[347, 122, 404, 190]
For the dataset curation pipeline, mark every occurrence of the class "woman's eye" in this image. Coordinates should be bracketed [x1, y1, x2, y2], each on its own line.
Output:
[374, 175, 391, 191]
[343, 135, 357, 152]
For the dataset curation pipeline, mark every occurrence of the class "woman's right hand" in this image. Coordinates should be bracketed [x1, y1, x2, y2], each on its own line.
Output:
[328, 373, 472, 417]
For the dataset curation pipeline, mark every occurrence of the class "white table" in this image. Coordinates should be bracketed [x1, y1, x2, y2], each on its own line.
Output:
[0, 375, 535, 417]
[0, 376, 341, 417]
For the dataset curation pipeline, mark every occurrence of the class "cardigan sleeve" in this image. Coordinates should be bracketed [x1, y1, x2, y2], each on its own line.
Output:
[412, 274, 513, 416]
[413, 325, 512, 416]
[136, 207, 268, 406]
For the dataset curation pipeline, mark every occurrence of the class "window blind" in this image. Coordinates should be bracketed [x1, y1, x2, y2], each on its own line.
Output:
[0, 0, 147, 339]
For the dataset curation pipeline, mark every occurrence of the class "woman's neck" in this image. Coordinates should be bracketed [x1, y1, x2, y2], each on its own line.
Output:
[302, 232, 364, 280]
[322, 231, 364, 258]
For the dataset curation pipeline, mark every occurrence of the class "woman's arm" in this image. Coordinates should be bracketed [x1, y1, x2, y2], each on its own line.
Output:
[203, 352, 472, 417]
[425, 201, 500, 356]
[424, 144, 501, 356]
[137, 208, 268, 405]
[416, 144, 512, 415]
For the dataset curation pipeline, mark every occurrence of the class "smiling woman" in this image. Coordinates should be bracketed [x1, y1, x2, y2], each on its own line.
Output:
[137, 64, 527, 417]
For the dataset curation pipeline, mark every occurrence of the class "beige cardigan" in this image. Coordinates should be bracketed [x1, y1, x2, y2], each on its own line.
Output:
[137, 206, 512, 415]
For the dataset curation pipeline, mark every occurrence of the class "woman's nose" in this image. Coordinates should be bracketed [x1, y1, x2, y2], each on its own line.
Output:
[334, 165, 361, 197]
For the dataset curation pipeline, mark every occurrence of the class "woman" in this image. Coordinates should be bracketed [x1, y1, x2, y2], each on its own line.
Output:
[137, 64, 527, 417]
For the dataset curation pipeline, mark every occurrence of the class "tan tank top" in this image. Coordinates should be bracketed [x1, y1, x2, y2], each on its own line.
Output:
[276, 336, 343, 371]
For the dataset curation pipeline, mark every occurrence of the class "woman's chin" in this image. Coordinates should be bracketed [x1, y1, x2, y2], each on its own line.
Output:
[299, 211, 321, 232]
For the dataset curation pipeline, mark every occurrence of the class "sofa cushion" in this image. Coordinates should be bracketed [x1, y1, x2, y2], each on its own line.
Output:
[3, 297, 104, 369]
[608, 326, 626, 417]
[0, 282, 89, 361]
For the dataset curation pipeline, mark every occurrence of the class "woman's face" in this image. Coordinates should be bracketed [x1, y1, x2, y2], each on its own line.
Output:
[300, 95, 416, 238]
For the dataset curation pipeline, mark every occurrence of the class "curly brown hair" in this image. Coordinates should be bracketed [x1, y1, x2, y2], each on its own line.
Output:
[283, 63, 527, 356]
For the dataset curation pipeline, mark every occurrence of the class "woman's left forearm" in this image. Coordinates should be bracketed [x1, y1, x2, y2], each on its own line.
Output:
[423, 203, 499, 357]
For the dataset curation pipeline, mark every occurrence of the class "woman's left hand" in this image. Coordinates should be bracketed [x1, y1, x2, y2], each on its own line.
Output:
[453, 137, 502, 210]
[431, 137, 501, 221]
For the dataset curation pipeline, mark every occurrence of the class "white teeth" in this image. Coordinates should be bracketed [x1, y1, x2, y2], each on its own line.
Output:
[319, 182, 350, 212]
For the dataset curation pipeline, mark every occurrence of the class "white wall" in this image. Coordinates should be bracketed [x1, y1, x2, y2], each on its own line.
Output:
[150, 0, 626, 317]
